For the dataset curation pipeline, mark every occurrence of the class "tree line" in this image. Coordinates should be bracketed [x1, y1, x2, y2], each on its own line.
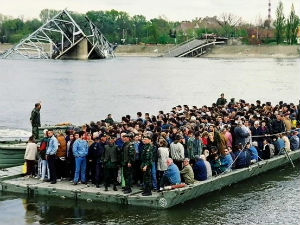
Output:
[274, 2, 299, 45]
[0, 3, 299, 45]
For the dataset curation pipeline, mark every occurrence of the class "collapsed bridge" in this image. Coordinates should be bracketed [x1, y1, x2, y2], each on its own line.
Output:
[0, 10, 116, 60]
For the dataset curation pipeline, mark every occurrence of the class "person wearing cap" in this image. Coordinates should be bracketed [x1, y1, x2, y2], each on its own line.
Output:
[103, 136, 119, 191]
[180, 158, 194, 185]
[121, 133, 135, 194]
[30, 102, 41, 139]
[141, 135, 153, 196]
[216, 93, 227, 106]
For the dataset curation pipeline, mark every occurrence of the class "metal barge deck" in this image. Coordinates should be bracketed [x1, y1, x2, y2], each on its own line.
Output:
[0, 150, 299, 209]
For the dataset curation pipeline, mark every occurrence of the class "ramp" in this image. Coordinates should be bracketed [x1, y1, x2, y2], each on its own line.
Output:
[0, 10, 115, 60]
[164, 38, 225, 57]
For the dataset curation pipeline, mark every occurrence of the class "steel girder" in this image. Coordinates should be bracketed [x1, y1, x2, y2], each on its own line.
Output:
[0, 10, 115, 59]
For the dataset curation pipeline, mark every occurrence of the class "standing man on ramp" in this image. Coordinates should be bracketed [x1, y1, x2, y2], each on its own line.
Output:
[30, 102, 41, 139]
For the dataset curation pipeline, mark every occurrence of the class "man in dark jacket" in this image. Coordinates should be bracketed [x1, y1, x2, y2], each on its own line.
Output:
[103, 136, 119, 191]
[88, 136, 105, 187]
[30, 102, 41, 139]
[216, 93, 227, 106]
[271, 115, 285, 134]
[141, 135, 153, 196]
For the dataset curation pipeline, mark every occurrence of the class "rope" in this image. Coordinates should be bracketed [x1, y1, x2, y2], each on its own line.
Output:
[216, 144, 246, 177]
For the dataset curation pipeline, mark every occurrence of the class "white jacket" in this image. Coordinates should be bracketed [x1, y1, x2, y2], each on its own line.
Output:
[24, 142, 38, 160]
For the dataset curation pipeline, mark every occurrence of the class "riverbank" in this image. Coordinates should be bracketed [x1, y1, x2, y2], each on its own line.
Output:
[117, 44, 300, 58]
[203, 45, 300, 58]
[1, 43, 299, 58]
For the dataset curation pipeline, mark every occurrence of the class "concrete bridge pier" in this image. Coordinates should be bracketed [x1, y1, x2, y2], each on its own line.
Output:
[60, 38, 88, 60]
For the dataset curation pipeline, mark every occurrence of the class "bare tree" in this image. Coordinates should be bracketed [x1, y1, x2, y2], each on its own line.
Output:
[218, 13, 242, 27]
[217, 13, 242, 37]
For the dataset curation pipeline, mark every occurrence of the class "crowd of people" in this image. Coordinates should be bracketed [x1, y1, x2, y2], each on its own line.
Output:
[25, 95, 300, 196]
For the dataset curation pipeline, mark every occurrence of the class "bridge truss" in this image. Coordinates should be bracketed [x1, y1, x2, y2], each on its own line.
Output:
[0, 10, 115, 59]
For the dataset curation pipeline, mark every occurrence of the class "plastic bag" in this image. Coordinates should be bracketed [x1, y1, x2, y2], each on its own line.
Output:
[22, 162, 27, 174]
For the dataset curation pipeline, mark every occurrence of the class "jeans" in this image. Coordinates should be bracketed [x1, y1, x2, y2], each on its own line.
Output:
[151, 162, 158, 189]
[74, 157, 87, 183]
[40, 159, 49, 180]
[47, 155, 56, 182]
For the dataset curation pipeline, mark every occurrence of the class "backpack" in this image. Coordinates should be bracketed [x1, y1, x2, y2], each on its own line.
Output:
[40, 141, 47, 151]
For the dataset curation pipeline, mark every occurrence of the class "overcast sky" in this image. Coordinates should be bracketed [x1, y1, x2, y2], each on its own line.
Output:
[1, 0, 299, 23]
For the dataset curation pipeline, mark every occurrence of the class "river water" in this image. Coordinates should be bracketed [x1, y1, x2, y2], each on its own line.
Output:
[0, 57, 300, 224]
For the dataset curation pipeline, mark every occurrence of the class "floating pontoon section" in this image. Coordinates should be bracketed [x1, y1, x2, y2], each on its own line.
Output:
[0, 10, 115, 60]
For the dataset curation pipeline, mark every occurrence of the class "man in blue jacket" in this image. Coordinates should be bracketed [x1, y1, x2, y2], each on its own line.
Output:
[193, 155, 208, 181]
[159, 158, 181, 189]
[234, 143, 251, 169]
[73, 131, 88, 185]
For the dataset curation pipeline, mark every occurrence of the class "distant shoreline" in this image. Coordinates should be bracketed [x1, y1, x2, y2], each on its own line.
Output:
[1, 43, 299, 58]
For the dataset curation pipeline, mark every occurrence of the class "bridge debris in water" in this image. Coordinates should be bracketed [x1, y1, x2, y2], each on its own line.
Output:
[0, 10, 116, 60]
[164, 37, 227, 57]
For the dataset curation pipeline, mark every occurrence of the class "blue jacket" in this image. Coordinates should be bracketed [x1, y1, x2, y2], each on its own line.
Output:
[73, 139, 88, 157]
[194, 159, 208, 181]
[248, 146, 259, 161]
[165, 164, 181, 184]
[220, 154, 233, 171]
[46, 135, 58, 155]
[290, 135, 300, 150]
[234, 150, 251, 169]
[234, 126, 250, 145]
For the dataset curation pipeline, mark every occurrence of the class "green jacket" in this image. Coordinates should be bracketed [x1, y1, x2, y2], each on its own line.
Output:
[141, 143, 153, 168]
[216, 97, 227, 106]
[103, 144, 119, 168]
[180, 164, 194, 184]
[121, 142, 135, 166]
[30, 108, 41, 127]
[187, 137, 195, 160]
[105, 118, 114, 125]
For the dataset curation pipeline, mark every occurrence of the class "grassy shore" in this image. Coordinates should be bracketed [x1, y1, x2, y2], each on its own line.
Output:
[1, 43, 299, 58]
